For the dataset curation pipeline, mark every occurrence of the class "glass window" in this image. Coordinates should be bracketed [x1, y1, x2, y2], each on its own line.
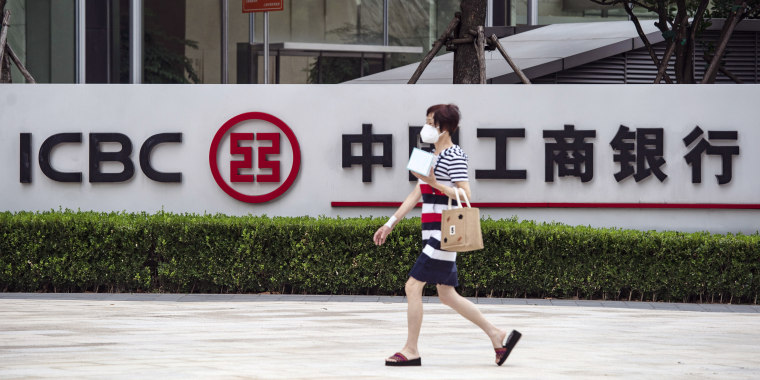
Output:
[325, 0, 358, 44]
[388, 0, 459, 68]
[504, 0, 658, 25]
[538, 0, 632, 24]
[144, 0, 198, 83]
[388, 0, 428, 68]
[185, 0, 222, 83]
[357, 0, 383, 45]
[7, 0, 665, 85]
[21, 0, 76, 83]
[5, 0, 26, 83]
[290, 0, 325, 43]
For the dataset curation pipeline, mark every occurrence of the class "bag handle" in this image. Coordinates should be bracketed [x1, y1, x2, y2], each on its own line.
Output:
[447, 187, 472, 210]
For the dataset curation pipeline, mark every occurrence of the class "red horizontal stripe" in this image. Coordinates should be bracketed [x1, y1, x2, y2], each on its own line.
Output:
[331, 202, 760, 210]
[420, 213, 441, 223]
[421, 213, 442, 223]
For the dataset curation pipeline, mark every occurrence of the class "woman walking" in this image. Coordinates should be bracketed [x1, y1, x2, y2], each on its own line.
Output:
[373, 104, 521, 367]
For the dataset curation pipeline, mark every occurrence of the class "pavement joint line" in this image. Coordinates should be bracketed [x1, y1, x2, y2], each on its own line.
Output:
[1, 293, 758, 313]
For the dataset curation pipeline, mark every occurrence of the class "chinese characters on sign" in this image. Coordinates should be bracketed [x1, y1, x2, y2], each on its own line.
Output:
[683, 126, 740, 184]
[610, 126, 667, 182]
[341, 124, 740, 185]
[475, 128, 526, 180]
[341, 124, 392, 182]
[545, 124, 595, 183]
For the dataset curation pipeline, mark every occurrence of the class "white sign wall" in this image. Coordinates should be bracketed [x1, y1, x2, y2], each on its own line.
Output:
[1, 84, 758, 233]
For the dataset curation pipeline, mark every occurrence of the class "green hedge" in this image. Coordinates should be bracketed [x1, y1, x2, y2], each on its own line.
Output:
[1, 211, 758, 303]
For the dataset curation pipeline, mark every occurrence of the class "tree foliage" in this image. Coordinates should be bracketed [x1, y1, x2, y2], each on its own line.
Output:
[590, 0, 760, 83]
[142, 31, 200, 84]
[712, 0, 760, 18]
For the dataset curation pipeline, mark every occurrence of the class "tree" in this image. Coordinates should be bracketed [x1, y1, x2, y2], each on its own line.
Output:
[590, 0, 760, 83]
[453, 0, 486, 84]
[702, 0, 760, 83]
[1, 0, 34, 83]
[409, 0, 528, 84]
[0, 0, 10, 83]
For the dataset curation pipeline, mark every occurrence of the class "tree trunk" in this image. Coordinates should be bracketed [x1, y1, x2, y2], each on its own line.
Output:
[673, 0, 695, 83]
[489, 34, 531, 84]
[654, 39, 675, 83]
[688, 0, 711, 48]
[475, 26, 486, 84]
[702, 3, 746, 83]
[1, 55, 10, 83]
[408, 15, 460, 84]
[7, 44, 35, 83]
[0, 9, 9, 83]
[453, 0, 486, 84]
[677, 0, 710, 83]
[655, 0, 668, 34]
[623, 2, 673, 83]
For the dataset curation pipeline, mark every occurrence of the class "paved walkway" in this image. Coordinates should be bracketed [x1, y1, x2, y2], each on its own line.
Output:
[1, 293, 759, 379]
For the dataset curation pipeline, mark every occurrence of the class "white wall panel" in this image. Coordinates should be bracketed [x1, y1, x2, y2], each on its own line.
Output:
[1, 84, 758, 233]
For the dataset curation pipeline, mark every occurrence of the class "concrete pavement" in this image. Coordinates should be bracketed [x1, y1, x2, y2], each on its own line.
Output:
[1, 293, 759, 379]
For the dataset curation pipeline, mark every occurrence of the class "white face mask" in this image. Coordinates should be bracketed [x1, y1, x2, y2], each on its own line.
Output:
[420, 124, 443, 144]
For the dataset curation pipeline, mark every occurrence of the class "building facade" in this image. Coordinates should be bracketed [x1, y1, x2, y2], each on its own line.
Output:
[3, 0, 650, 85]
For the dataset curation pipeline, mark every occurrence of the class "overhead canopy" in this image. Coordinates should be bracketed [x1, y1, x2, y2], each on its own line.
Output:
[250, 42, 423, 57]
[346, 20, 664, 84]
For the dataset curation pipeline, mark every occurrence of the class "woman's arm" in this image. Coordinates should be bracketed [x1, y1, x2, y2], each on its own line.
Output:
[392, 183, 423, 222]
[412, 168, 472, 201]
[373, 184, 422, 246]
[452, 181, 471, 202]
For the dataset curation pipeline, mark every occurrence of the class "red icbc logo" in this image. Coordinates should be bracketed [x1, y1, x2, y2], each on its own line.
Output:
[209, 112, 301, 203]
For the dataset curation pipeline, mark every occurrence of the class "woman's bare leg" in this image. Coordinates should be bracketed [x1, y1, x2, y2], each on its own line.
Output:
[387, 277, 426, 361]
[436, 284, 506, 348]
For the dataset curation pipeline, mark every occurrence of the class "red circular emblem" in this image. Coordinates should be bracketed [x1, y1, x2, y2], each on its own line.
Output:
[209, 112, 301, 203]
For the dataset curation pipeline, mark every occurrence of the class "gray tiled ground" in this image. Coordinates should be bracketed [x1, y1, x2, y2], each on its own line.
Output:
[676, 303, 707, 312]
[1, 293, 759, 379]
[502, 298, 529, 306]
[701, 304, 733, 312]
[548, 299, 580, 306]
[525, 298, 554, 306]
[600, 300, 628, 309]
[624, 301, 656, 309]
[376, 296, 406, 303]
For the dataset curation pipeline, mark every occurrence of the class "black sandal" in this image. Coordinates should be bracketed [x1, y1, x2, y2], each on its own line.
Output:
[386, 352, 422, 366]
[496, 330, 522, 366]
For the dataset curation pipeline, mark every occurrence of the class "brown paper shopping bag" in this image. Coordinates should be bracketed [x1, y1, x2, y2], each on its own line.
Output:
[440, 188, 484, 252]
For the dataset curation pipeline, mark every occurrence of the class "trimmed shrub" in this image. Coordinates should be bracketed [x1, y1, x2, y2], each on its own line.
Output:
[0, 211, 758, 303]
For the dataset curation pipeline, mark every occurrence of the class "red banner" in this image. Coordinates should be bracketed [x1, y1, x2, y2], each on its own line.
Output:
[242, 0, 283, 13]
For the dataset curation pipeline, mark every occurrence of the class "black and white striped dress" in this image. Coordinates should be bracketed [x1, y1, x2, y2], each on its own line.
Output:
[408, 145, 469, 286]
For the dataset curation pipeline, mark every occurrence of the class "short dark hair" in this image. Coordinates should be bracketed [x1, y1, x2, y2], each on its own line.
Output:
[434, 104, 461, 133]
[426, 104, 444, 116]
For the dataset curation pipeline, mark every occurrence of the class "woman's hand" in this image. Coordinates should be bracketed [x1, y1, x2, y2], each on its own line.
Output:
[411, 167, 437, 185]
[373, 225, 392, 246]
[374, 184, 420, 247]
